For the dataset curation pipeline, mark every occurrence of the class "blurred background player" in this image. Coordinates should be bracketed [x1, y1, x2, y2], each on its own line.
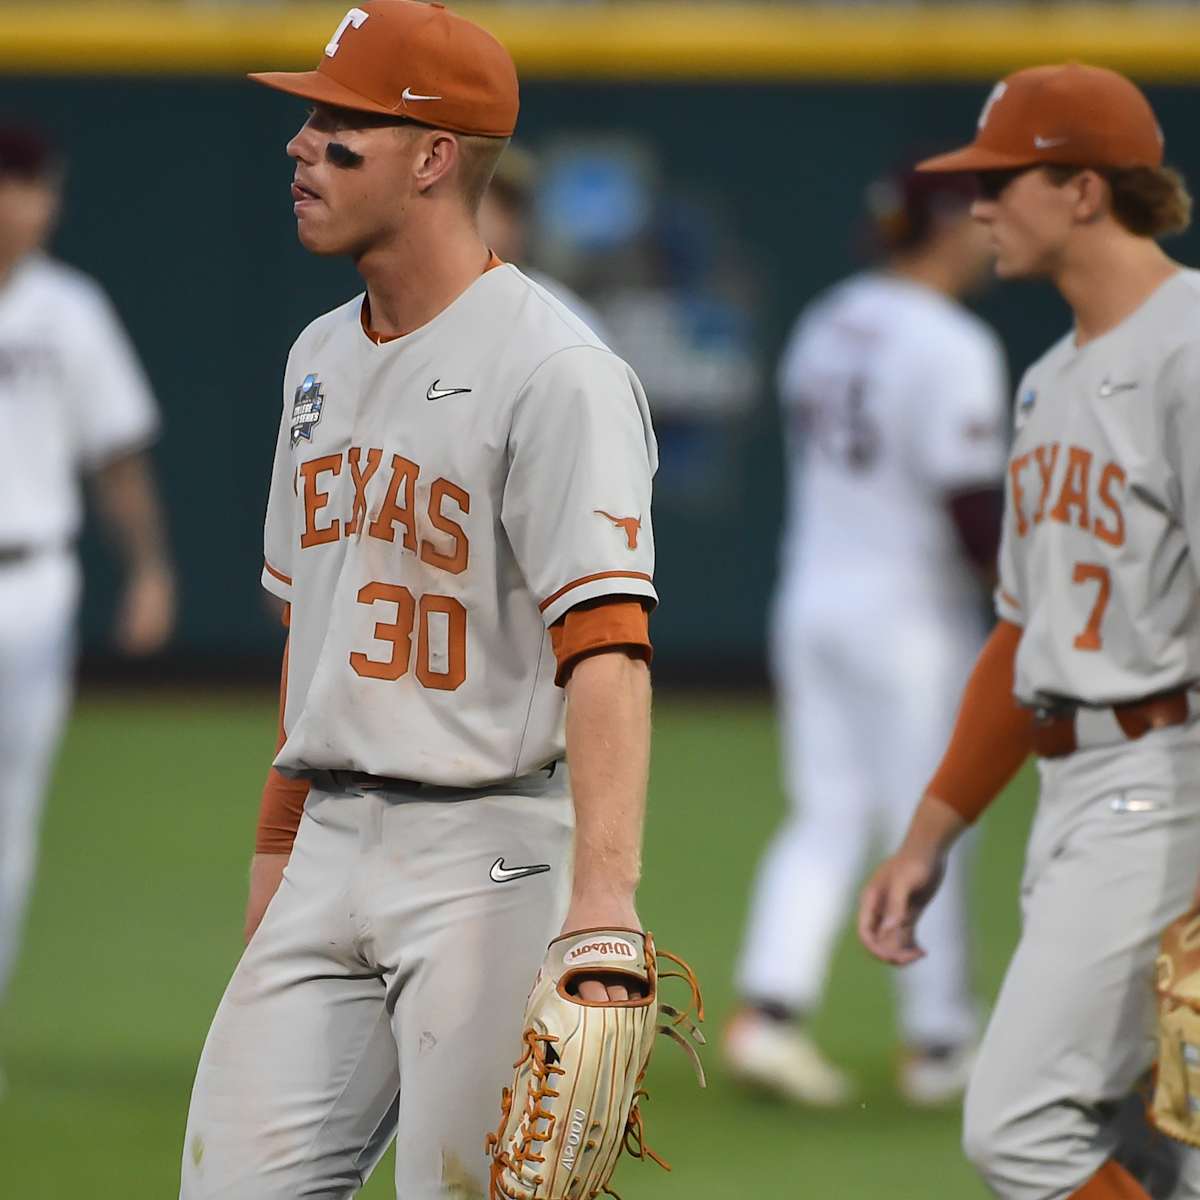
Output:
[725, 159, 1009, 1107]
[478, 141, 608, 336]
[0, 126, 175, 1046]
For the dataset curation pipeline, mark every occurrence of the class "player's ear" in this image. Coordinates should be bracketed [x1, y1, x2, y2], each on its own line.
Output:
[411, 130, 461, 196]
[1072, 169, 1110, 225]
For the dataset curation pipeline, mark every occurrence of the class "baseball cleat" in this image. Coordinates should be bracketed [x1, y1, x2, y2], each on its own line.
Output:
[898, 1041, 977, 1107]
[723, 1009, 854, 1106]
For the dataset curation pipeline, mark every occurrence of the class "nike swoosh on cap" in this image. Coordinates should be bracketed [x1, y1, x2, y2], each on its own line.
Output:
[490, 857, 552, 884]
[1034, 135, 1070, 149]
[403, 87, 443, 102]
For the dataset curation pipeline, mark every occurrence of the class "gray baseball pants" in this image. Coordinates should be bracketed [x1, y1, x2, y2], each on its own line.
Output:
[963, 720, 1200, 1199]
[179, 767, 573, 1199]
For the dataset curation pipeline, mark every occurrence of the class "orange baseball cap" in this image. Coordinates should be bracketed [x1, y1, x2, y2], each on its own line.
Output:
[250, 1, 518, 138]
[919, 63, 1163, 174]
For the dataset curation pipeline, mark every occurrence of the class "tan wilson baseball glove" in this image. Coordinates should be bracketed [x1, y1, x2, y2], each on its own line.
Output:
[1152, 907, 1200, 1147]
[485, 927, 705, 1200]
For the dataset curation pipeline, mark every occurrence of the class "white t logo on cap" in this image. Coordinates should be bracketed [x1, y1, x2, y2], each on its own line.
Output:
[326, 8, 369, 58]
[978, 81, 1008, 130]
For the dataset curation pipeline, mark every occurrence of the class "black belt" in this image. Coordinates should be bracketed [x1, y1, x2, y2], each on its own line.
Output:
[318, 760, 560, 794]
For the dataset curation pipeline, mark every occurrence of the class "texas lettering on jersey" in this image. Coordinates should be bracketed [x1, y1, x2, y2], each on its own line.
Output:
[999, 271, 1200, 707]
[297, 448, 469, 573]
[295, 448, 470, 691]
[1007, 442, 1127, 547]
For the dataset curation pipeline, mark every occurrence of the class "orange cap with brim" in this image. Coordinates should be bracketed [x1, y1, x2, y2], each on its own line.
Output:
[919, 63, 1163, 174]
[249, 0, 518, 138]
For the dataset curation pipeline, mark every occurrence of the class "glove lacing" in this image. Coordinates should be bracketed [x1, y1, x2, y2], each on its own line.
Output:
[487, 941, 707, 1199]
[487, 1028, 566, 1198]
[653, 948, 708, 1086]
[603, 947, 708, 1197]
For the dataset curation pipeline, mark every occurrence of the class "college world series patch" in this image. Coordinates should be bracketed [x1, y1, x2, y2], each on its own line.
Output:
[290, 373, 325, 447]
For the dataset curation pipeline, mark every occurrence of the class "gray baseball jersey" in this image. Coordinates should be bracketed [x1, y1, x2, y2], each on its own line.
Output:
[261, 263, 657, 785]
[997, 269, 1200, 707]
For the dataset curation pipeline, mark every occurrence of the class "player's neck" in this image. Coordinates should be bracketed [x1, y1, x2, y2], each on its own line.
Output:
[0, 248, 27, 290]
[888, 255, 959, 299]
[1055, 233, 1178, 347]
[356, 215, 492, 339]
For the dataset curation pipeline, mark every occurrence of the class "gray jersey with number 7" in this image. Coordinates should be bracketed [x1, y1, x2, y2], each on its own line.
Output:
[997, 269, 1200, 706]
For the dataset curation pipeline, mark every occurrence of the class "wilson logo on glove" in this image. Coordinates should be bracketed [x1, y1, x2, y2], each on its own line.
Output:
[564, 938, 638, 966]
[485, 927, 706, 1199]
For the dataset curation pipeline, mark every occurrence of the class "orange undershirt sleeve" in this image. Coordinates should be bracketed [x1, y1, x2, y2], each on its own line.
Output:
[254, 607, 310, 855]
[925, 619, 1032, 824]
[1069, 1161, 1151, 1199]
[549, 598, 653, 687]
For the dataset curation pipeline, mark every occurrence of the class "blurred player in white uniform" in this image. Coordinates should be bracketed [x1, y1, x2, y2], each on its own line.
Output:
[726, 162, 1009, 1106]
[0, 128, 175, 1030]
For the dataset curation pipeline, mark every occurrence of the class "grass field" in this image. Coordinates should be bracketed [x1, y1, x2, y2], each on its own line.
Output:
[0, 690, 1036, 1198]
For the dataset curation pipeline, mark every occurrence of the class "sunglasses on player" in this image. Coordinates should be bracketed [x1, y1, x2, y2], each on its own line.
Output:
[974, 167, 1041, 201]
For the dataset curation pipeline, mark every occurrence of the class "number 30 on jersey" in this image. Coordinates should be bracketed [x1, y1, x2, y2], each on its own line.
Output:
[351, 583, 465, 691]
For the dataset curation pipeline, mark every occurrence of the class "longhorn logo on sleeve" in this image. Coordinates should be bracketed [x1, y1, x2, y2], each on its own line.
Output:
[594, 510, 641, 550]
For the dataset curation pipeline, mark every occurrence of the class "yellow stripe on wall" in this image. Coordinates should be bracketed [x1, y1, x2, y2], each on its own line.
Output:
[4, 3, 1200, 80]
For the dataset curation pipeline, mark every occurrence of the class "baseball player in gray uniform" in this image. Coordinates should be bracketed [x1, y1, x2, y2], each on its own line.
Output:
[860, 64, 1200, 1199]
[180, 4, 658, 1197]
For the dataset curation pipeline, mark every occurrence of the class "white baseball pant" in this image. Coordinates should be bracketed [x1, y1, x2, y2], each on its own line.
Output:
[737, 587, 982, 1049]
[0, 551, 77, 1004]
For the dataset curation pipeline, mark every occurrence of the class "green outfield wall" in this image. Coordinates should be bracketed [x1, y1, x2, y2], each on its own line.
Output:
[5, 6, 1200, 678]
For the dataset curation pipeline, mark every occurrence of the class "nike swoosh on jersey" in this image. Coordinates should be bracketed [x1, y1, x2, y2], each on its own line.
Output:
[403, 87, 443, 102]
[1111, 794, 1163, 813]
[427, 380, 473, 401]
[489, 857, 552, 884]
[1097, 379, 1138, 398]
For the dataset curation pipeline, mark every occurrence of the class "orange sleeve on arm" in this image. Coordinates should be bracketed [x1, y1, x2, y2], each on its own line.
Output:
[1069, 1161, 1151, 1199]
[254, 608, 310, 855]
[925, 619, 1032, 824]
[549, 599, 653, 687]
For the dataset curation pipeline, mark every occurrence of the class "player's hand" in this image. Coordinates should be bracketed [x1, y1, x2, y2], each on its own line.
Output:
[560, 892, 644, 1003]
[244, 852, 289, 944]
[115, 562, 176, 655]
[857, 849, 946, 967]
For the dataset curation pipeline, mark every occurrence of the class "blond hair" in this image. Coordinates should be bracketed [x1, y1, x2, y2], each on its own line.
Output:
[1047, 163, 1192, 239]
